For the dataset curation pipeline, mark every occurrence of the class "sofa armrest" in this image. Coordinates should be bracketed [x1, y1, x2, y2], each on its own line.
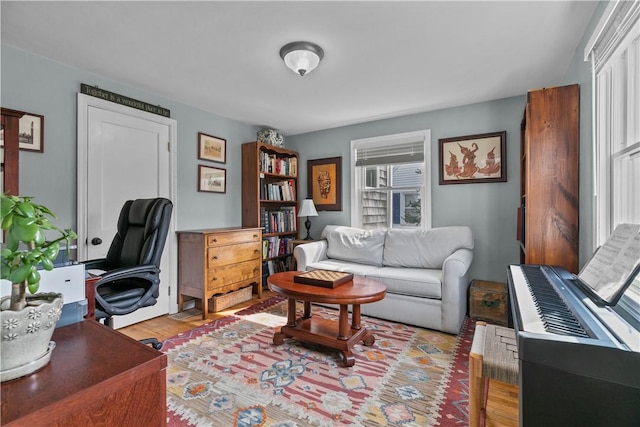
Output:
[293, 240, 328, 271]
[441, 248, 474, 334]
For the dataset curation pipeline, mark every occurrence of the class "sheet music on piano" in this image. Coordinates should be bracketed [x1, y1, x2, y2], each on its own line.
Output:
[577, 223, 640, 305]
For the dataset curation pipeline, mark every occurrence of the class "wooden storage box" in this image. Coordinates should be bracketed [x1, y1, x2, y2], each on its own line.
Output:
[469, 280, 508, 326]
[210, 286, 253, 312]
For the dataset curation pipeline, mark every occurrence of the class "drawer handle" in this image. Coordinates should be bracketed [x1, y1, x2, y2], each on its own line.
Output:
[254, 249, 260, 254]
[213, 255, 219, 260]
[213, 238, 218, 242]
[253, 234, 258, 238]
[213, 277, 218, 281]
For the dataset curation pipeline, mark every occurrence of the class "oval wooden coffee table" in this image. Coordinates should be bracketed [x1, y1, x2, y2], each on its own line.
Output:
[267, 271, 386, 367]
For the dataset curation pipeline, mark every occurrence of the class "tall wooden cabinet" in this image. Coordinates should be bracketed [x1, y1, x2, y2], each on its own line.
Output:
[242, 142, 299, 278]
[518, 84, 579, 273]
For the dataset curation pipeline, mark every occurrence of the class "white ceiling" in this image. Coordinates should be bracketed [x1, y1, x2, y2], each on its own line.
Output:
[1, 1, 598, 136]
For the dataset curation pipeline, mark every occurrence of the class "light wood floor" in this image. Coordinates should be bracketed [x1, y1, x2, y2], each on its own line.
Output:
[485, 380, 519, 427]
[118, 292, 518, 426]
[118, 290, 277, 342]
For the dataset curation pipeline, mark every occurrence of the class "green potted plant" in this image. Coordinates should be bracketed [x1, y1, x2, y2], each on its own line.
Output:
[0, 194, 77, 382]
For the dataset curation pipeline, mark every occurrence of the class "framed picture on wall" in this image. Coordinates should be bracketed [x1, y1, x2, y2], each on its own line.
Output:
[308, 156, 342, 211]
[438, 131, 506, 184]
[198, 132, 226, 163]
[198, 165, 226, 193]
[18, 113, 44, 152]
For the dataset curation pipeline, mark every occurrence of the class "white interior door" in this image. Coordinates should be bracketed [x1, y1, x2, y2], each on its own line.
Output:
[78, 95, 177, 329]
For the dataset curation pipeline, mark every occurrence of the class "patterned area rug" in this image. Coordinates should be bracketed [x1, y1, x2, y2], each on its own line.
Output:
[163, 297, 475, 426]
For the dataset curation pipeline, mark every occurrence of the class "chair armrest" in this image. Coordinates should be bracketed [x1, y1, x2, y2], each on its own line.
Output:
[93, 264, 161, 317]
[82, 258, 107, 271]
[95, 264, 160, 284]
[293, 240, 328, 271]
[441, 248, 474, 334]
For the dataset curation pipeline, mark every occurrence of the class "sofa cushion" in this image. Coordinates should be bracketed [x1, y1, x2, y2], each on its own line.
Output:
[322, 225, 386, 266]
[367, 267, 442, 299]
[306, 259, 381, 276]
[382, 226, 473, 269]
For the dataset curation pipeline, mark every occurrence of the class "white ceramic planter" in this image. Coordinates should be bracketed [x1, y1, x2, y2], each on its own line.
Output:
[0, 292, 63, 382]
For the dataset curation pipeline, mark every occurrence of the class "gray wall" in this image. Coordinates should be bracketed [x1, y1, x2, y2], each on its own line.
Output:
[287, 1, 610, 283]
[287, 97, 524, 283]
[1, 45, 259, 232]
[1, 0, 607, 284]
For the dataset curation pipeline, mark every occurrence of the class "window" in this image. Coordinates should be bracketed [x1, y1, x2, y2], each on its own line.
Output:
[585, 2, 640, 319]
[350, 130, 431, 230]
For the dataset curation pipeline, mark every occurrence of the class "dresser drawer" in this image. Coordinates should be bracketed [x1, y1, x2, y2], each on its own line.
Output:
[207, 260, 261, 290]
[207, 242, 261, 267]
[207, 230, 261, 247]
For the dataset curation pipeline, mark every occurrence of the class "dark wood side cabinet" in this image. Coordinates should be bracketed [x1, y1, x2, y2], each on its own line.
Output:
[1, 108, 25, 196]
[1, 321, 167, 426]
[519, 84, 579, 273]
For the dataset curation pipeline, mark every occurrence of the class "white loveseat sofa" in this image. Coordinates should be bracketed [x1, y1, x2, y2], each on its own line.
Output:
[294, 225, 474, 334]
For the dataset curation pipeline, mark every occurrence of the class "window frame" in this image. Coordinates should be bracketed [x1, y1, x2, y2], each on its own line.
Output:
[585, 2, 640, 320]
[585, 0, 640, 245]
[350, 130, 431, 229]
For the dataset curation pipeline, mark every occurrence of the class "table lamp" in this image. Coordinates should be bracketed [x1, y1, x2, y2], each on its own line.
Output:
[298, 199, 318, 240]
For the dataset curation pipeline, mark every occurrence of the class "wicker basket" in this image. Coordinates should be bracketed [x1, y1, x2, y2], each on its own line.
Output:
[209, 286, 253, 312]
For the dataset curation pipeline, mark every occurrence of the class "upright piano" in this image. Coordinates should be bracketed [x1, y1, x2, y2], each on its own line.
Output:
[507, 224, 640, 426]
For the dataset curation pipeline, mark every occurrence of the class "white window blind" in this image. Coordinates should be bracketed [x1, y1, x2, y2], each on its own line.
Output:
[355, 141, 425, 166]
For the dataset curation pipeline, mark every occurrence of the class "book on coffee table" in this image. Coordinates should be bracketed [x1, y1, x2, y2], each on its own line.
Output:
[293, 270, 354, 288]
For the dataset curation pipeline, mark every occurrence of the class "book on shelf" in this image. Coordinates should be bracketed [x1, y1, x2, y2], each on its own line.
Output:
[260, 207, 297, 235]
[262, 236, 296, 259]
[260, 179, 296, 202]
[264, 259, 288, 275]
[259, 151, 297, 177]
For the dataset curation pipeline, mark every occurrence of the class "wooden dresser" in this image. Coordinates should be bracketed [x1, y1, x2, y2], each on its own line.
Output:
[177, 227, 262, 318]
[1, 321, 166, 426]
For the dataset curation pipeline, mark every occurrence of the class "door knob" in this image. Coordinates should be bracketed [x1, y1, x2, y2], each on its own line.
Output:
[91, 237, 102, 245]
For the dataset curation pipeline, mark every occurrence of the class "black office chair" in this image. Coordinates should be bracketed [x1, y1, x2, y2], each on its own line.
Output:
[84, 198, 173, 350]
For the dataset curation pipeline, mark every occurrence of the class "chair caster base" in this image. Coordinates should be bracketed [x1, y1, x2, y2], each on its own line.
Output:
[140, 337, 163, 350]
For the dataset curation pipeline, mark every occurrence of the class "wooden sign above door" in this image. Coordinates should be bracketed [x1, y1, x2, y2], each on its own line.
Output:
[80, 84, 170, 118]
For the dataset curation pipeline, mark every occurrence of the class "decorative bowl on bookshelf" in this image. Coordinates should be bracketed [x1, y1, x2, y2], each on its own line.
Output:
[257, 129, 284, 147]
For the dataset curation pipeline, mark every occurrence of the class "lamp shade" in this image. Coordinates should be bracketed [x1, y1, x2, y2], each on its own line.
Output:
[280, 41, 324, 76]
[298, 199, 318, 217]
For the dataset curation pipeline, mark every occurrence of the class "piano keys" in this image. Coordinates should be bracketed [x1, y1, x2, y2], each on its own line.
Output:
[507, 223, 640, 426]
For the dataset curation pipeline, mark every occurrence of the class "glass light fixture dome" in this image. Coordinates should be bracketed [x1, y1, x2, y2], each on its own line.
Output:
[279, 41, 324, 76]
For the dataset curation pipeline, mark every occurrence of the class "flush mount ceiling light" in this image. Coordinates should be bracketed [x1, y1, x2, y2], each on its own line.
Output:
[279, 41, 324, 76]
